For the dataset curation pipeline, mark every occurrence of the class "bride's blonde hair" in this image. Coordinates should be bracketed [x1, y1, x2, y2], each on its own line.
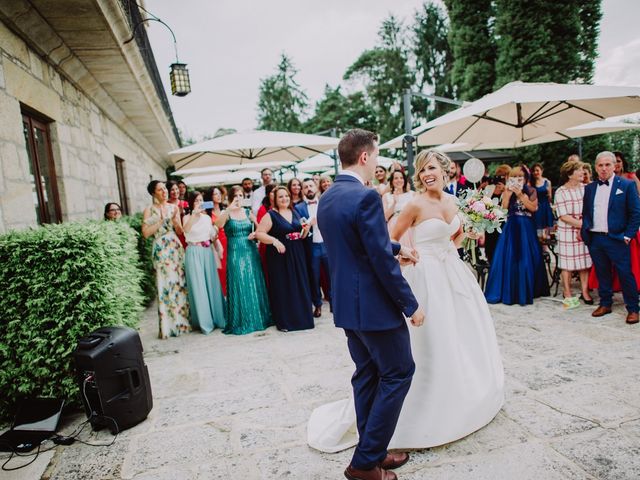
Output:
[413, 149, 452, 192]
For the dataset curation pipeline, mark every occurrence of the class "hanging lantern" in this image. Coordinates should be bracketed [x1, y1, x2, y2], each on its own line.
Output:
[170, 63, 191, 96]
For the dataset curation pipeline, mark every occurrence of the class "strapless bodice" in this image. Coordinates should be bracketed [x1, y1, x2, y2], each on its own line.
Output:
[412, 216, 460, 259]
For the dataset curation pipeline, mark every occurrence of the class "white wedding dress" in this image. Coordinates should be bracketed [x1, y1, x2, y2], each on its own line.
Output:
[308, 216, 504, 451]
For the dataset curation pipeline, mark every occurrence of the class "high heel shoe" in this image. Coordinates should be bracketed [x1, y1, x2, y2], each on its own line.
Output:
[579, 294, 594, 305]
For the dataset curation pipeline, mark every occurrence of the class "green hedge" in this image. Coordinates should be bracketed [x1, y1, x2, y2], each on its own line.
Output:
[122, 213, 156, 307]
[0, 221, 144, 420]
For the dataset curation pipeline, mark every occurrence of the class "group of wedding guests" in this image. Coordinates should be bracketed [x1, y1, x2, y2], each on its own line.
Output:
[139, 171, 334, 339]
[478, 151, 640, 325]
[113, 149, 640, 338]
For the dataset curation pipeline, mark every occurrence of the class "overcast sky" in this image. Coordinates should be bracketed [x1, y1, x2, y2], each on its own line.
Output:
[146, 0, 640, 140]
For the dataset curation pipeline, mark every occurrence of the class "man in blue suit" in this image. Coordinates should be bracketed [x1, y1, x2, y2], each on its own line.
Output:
[318, 129, 425, 480]
[295, 178, 331, 317]
[581, 151, 640, 324]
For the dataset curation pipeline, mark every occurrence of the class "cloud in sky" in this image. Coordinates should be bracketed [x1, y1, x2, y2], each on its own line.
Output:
[146, 0, 640, 140]
[595, 37, 640, 86]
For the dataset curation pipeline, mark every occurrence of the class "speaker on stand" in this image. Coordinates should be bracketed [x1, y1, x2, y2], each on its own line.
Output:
[74, 326, 153, 433]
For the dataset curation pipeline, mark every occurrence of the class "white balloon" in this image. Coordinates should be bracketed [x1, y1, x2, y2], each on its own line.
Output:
[463, 158, 485, 184]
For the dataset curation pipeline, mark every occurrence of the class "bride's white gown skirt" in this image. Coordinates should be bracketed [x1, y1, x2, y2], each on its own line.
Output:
[308, 217, 504, 451]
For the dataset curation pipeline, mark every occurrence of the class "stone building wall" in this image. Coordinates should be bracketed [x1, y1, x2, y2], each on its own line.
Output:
[0, 21, 170, 233]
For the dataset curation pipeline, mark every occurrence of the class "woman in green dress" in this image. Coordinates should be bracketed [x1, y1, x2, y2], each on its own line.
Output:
[215, 185, 273, 334]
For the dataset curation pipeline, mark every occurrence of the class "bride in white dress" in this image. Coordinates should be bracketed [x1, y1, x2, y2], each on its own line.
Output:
[308, 149, 504, 452]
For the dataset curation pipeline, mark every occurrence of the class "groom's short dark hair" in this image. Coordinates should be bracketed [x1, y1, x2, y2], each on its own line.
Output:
[339, 129, 378, 168]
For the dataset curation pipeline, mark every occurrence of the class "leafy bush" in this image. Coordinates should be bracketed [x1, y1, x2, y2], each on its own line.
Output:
[0, 221, 144, 420]
[122, 213, 156, 306]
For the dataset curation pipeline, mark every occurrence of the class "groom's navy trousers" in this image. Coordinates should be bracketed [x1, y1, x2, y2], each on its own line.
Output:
[345, 324, 415, 469]
[318, 174, 419, 470]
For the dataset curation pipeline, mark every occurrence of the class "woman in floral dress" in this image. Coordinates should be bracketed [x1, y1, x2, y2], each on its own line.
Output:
[142, 180, 190, 338]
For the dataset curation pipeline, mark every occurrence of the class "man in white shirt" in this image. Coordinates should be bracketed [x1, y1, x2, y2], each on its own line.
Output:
[581, 151, 640, 324]
[251, 168, 275, 214]
[444, 161, 466, 197]
[241, 177, 254, 209]
[295, 178, 330, 317]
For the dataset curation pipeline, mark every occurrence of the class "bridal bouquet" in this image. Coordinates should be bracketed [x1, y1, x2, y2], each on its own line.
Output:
[456, 189, 507, 264]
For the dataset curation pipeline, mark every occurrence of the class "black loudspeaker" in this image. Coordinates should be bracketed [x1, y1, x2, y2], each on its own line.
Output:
[74, 326, 153, 433]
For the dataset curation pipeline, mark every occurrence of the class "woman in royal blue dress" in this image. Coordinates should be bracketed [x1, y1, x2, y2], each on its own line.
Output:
[255, 186, 314, 332]
[530, 163, 555, 240]
[485, 166, 550, 305]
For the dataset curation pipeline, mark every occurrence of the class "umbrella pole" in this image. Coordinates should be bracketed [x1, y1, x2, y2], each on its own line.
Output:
[331, 128, 339, 176]
[403, 90, 415, 186]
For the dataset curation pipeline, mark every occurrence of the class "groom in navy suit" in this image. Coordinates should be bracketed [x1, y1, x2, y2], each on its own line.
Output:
[318, 129, 425, 480]
[581, 151, 640, 324]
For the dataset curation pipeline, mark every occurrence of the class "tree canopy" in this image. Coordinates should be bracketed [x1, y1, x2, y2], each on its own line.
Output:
[257, 54, 308, 132]
[250, 1, 612, 173]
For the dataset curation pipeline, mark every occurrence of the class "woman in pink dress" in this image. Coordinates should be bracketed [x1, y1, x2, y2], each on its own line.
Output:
[209, 186, 228, 296]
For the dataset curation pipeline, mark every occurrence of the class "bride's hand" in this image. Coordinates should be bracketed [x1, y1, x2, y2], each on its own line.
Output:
[465, 229, 482, 240]
[398, 245, 419, 265]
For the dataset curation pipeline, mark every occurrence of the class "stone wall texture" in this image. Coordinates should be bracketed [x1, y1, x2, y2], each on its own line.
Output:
[0, 21, 169, 233]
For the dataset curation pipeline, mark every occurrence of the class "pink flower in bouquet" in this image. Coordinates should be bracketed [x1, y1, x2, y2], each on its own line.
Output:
[470, 201, 486, 213]
[484, 212, 496, 221]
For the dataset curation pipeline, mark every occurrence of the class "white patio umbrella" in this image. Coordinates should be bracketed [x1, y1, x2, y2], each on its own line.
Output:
[380, 81, 640, 150]
[297, 153, 396, 173]
[182, 170, 261, 187]
[517, 119, 640, 147]
[169, 130, 340, 170]
[317, 157, 395, 177]
[173, 159, 296, 178]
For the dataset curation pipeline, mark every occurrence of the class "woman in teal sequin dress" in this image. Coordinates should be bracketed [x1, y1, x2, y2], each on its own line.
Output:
[216, 185, 272, 334]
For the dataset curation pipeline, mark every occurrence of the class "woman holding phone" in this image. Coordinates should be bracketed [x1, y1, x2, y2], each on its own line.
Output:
[485, 166, 549, 305]
[182, 191, 226, 334]
[215, 185, 272, 334]
[255, 186, 314, 332]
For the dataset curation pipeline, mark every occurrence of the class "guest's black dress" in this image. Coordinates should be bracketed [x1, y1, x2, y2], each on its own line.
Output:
[266, 210, 314, 331]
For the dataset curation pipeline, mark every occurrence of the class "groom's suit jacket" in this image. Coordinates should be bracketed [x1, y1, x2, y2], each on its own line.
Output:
[318, 174, 418, 331]
[581, 175, 640, 246]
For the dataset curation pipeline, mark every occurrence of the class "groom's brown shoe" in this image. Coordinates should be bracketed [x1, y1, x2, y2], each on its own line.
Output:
[379, 452, 410, 470]
[591, 305, 612, 317]
[344, 465, 397, 480]
[626, 312, 639, 324]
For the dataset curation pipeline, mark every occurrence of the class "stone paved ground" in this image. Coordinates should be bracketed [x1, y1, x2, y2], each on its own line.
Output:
[4, 292, 640, 480]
